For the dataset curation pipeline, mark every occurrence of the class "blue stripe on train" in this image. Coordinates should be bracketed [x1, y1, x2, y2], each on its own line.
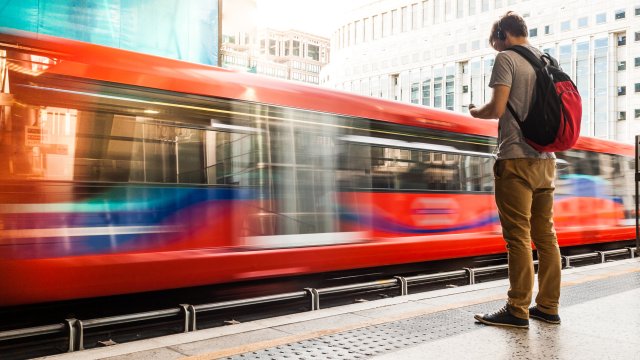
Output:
[3, 186, 256, 229]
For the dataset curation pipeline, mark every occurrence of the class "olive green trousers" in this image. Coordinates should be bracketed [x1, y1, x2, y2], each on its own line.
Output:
[494, 158, 562, 319]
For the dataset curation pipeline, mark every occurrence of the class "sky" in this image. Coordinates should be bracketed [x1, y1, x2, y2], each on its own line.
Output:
[255, 0, 370, 37]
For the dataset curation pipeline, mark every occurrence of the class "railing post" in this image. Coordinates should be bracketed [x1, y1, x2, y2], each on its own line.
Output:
[179, 304, 196, 332]
[463, 268, 475, 285]
[65, 318, 83, 352]
[394, 276, 408, 296]
[304, 288, 320, 311]
[188, 305, 196, 331]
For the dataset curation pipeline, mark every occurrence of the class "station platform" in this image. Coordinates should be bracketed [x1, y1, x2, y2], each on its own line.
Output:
[41, 258, 640, 360]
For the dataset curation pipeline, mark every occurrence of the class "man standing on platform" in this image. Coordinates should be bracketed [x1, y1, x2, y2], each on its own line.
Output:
[468, 11, 562, 328]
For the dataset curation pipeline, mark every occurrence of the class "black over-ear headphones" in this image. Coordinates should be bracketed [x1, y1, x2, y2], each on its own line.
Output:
[496, 19, 506, 41]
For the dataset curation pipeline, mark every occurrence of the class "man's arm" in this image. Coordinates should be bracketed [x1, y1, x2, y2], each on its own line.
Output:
[469, 84, 510, 119]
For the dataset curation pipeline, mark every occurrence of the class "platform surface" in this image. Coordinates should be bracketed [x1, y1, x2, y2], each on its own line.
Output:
[40, 258, 640, 360]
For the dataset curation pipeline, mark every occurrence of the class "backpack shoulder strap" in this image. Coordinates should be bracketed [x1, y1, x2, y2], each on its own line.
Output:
[506, 102, 521, 123]
[506, 45, 544, 69]
[504, 45, 543, 123]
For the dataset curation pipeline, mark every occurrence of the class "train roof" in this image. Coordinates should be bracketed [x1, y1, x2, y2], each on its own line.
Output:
[0, 28, 633, 157]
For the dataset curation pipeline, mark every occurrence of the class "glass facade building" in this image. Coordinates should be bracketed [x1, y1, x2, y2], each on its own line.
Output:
[0, 0, 220, 66]
[323, 0, 640, 143]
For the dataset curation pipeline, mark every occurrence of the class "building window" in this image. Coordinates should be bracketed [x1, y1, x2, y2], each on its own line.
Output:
[373, 15, 381, 39]
[544, 25, 552, 35]
[472, 40, 480, 50]
[402, 7, 409, 32]
[422, 79, 431, 106]
[635, 83, 640, 93]
[596, 13, 606, 24]
[482, 0, 490, 12]
[618, 86, 626, 95]
[559, 44, 572, 78]
[269, 39, 277, 55]
[636, 109, 640, 119]
[412, 3, 419, 29]
[392, 9, 400, 34]
[284, 40, 290, 56]
[383, 12, 391, 37]
[618, 34, 626, 46]
[433, 74, 442, 108]
[444, 0, 452, 20]
[495, 0, 503, 8]
[411, 82, 420, 104]
[364, 17, 371, 42]
[529, 28, 537, 37]
[292, 40, 300, 56]
[457, 0, 464, 18]
[635, 31, 640, 42]
[578, 17, 588, 28]
[618, 61, 626, 70]
[561, 20, 570, 32]
[445, 78, 454, 110]
[615, 9, 626, 19]
[618, 111, 626, 121]
[422, 1, 429, 25]
[636, 6, 640, 16]
[307, 44, 319, 61]
[349, 22, 356, 45]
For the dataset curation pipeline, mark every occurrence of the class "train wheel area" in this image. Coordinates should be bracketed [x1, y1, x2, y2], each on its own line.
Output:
[32, 257, 640, 360]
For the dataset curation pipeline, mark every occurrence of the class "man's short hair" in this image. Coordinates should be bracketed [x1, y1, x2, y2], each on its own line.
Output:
[489, 11, 528, 49]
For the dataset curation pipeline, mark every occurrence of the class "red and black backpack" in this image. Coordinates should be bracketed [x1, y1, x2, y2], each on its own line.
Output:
[506, 45, 582, 153]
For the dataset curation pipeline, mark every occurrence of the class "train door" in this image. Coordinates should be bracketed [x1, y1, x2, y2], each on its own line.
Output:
[240, 105, 367, 249]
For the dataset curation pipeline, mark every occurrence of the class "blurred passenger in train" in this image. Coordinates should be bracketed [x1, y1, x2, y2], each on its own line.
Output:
[468, 11, 562, 328]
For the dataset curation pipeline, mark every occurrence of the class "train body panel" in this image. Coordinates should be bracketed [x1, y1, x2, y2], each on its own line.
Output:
[0, 30, 635, 306]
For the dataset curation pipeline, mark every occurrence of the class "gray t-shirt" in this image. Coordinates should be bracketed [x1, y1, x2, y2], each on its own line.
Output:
[489, 45, 555, 160]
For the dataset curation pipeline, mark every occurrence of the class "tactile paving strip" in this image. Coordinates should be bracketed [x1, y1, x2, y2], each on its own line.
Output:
[224, 271, 640, 360]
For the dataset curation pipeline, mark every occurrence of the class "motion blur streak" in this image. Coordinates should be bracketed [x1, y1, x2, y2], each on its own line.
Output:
[0, 29, 634, 306]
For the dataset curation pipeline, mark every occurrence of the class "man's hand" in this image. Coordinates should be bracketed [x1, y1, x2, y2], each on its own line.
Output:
[467, 85, 510, 119]
[468, 103, 478, 118]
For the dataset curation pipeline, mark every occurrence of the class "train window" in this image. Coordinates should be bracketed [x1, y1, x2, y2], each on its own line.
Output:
[212, 131, 257, 185]
[2, 68, 262, 185]
[336, 120, 494, 193]
[556, 150, 635, 223]
[346, 143, 492, 192]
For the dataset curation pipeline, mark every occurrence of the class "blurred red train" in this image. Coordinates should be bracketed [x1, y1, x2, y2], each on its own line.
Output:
[0, 29, 634, 306]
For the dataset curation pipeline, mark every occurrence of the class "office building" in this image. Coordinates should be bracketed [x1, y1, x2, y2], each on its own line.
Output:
[222, 28, 330, 85]
[322, 0, 640, 142]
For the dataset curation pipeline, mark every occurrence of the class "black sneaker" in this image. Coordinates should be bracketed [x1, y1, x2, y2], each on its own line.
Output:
[474, 305, 529, 328]
[529, 306, 561, 324]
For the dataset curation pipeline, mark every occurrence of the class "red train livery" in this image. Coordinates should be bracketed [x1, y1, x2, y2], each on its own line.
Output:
[0, 29, 634, 306]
